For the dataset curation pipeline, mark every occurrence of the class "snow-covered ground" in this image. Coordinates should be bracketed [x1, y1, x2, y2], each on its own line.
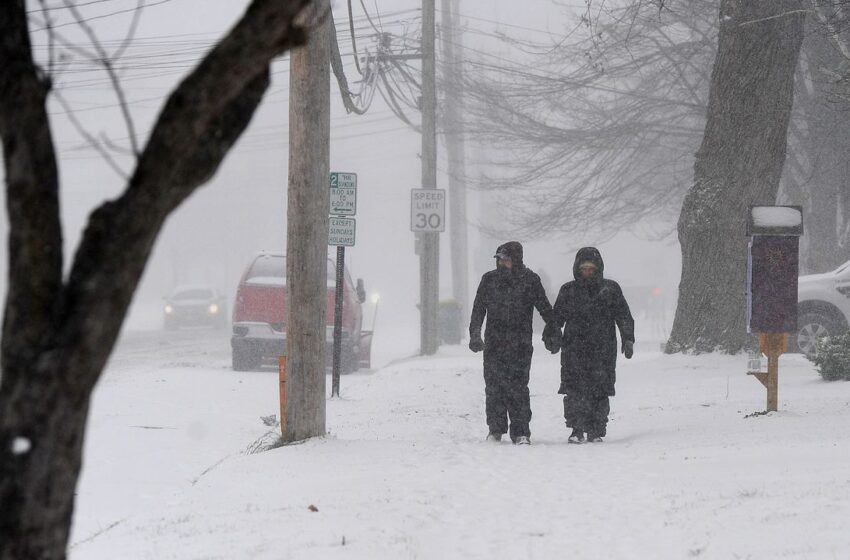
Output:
[70, 327, 850, 559]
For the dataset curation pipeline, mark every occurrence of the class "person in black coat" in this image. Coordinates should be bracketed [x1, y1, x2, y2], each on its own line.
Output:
[550, 247, 634, 443]
[468, 241, 559, 445]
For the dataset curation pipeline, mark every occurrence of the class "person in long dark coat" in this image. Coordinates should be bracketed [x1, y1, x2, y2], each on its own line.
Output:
[550, 247, 634, 443]
[468, 241, 559, 445]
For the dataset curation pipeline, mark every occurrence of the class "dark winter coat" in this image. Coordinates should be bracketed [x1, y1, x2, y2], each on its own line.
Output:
[552, 247, 634, 397]
[469, 243, 554, 360]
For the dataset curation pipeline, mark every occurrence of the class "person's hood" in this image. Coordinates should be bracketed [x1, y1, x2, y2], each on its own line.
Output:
[572, 246, 604, 280]
[495, 241, 524, 268]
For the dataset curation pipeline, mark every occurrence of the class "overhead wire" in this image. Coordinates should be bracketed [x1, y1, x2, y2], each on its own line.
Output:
[358, 0, 383, 35]
[28, 0, 129, 13]
[347, 0, 363, 75]
[30, 2, 498, 165]
[29, 0, 177, 32]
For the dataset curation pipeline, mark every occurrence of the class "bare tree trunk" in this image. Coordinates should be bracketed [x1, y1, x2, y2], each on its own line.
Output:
[0, 1, 314, 557]
[794, 21, 850, 273]
[284, 8, 330, 442]
[667, 0, 805, 354]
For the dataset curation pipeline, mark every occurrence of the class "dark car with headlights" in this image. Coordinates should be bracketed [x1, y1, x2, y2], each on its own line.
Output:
[164, 285, 227, 330]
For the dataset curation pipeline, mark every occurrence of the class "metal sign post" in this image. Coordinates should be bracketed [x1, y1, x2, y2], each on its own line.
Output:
[332, 247, 345, 398]
[329, 172, 357, 397]
[745, 206, 803, 412]
[410, 188, 445, 355]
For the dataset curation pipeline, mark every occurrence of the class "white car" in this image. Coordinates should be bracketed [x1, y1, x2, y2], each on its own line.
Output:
[796, 260, 850, 355]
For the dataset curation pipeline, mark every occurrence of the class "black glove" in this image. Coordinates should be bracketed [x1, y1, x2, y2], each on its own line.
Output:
[622, 340, 634, 359]
[542, 324, 561, 354]
[469, 335, 484, 353]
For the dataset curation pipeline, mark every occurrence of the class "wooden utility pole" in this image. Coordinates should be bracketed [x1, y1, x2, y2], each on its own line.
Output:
[420, 0, 440, 355]
[440, 0, 469, 324]
[284, 8, 331, 442]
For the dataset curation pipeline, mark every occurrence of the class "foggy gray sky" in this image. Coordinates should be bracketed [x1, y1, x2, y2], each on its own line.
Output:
[0, 0, 680, 343]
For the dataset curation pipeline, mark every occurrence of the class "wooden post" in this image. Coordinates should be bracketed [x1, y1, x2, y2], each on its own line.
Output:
[749, 333, 787, 412]
[284, 7, 330, 442]
[419, 0, 440, 356]
[441, 0, 469, 322]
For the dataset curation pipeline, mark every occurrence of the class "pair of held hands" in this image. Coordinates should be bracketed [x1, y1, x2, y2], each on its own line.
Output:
[468, 335, 634, 359]
[468, 331, 562, 354]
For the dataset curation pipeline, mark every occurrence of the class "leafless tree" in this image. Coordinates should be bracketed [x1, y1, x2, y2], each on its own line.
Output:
[667, 0, 806, 353]
[0, 1, 318, 558]
[463, 1, 816, 352]
[783, 0, 850, 273]
[462, 0, 719, 239]
[461, 1, 850, 262]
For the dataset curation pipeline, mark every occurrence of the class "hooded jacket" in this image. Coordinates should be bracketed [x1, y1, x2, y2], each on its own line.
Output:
[552, 247, 634, 396]
[469, 242, 554, 355]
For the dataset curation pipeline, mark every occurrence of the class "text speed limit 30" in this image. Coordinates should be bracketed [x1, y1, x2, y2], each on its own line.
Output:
[410, 189, 446, 233]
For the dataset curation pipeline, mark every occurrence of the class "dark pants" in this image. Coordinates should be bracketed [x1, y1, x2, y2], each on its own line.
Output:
[563, 392, 610, 437]
[483, 347, 532, 441]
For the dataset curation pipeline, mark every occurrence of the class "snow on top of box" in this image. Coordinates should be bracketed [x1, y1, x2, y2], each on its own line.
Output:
[751, 206, 802, 228]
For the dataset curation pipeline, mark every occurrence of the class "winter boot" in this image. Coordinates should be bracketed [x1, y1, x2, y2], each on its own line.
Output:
[586, 432, 603, 443]
[567, 429, 585, 444]
[514, 435, 531, 445]
[486, 432, 503, 442]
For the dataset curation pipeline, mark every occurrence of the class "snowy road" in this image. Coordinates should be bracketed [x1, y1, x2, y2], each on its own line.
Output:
[70, 330, 850, 559]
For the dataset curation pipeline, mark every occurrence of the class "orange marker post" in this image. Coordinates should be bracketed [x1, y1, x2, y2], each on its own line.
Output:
[278, 356, 287, 433]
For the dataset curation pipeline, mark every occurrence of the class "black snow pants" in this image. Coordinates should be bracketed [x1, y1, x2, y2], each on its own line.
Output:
[483, 345, 533, 441]
[563, 389, 610, 437]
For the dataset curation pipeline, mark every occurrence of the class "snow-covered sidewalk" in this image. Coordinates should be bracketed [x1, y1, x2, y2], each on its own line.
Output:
[71, 334, 850, 559]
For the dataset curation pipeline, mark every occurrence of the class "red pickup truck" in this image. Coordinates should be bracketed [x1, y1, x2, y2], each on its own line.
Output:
[230, 252, 371, 372]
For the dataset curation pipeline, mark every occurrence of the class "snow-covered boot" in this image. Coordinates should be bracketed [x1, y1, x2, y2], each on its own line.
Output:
[514, 435, 531, 445]
[567, 429, 585, 444]
[486, 432, 502, 442]
[586, 432, 603, 443]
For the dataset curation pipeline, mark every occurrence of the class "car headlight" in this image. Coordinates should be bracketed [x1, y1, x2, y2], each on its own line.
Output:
[164, 304, 173, 314]
[208, 303, 219, 314]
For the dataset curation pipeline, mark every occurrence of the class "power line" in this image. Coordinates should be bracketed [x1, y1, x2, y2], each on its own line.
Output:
[358, 0, 384, 35]
[28, 0, 125, 14]
[347, 0, 364, 75]
[29, 0, 177, 32]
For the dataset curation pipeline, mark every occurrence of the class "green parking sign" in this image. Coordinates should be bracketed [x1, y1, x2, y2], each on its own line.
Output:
[330, 172, 357, 216]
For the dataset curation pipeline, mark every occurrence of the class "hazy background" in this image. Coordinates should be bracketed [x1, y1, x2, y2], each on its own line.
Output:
[0, 0, 681, 363]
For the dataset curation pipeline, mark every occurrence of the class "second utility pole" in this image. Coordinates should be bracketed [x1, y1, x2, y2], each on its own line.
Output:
[420, 0, 439, 355]
[440, 0, 469, 326]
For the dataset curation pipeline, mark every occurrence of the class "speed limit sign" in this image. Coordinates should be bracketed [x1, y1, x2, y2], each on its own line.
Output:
[410, 189, 446, 232]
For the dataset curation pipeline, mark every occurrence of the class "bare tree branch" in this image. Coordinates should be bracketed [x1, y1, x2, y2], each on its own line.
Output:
[463, 0, 717, 238]
[63, 0, 141, 156]
[37, 0, 56, 80]
[52, 89, 129, 179]
[811, 0, 850, 60]
[0, 2, 317, 557]
[112, 0, 145, 60]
